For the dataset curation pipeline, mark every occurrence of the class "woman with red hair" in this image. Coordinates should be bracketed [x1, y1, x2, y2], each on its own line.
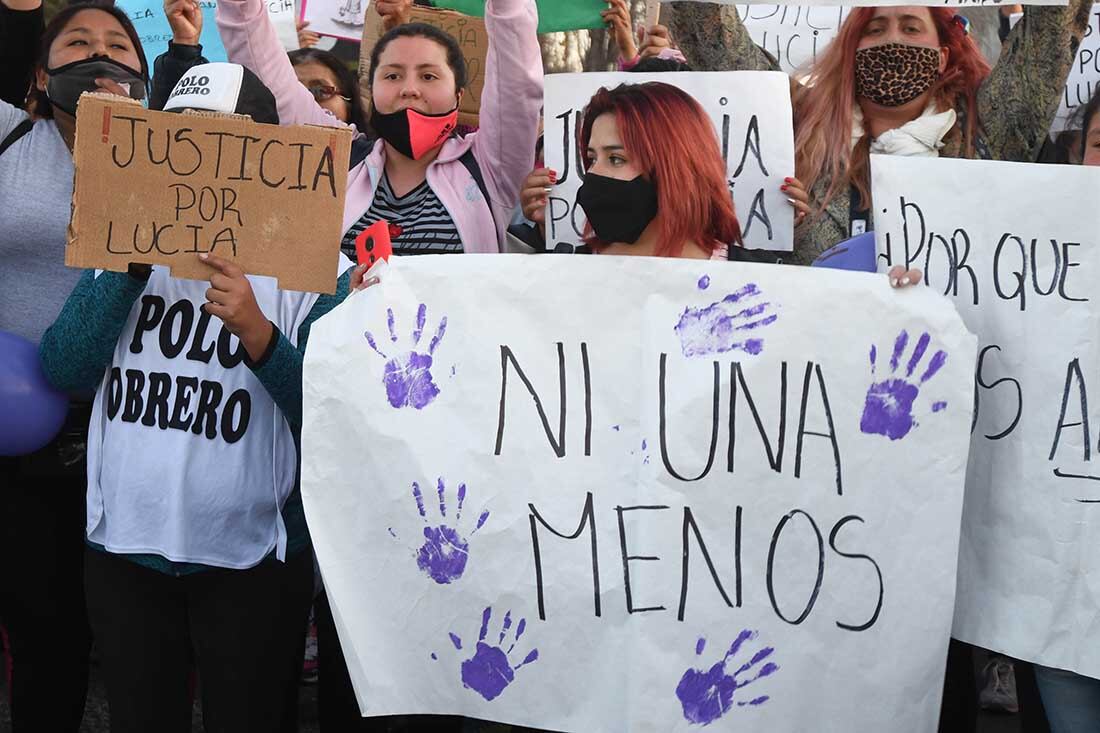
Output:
[575, 81, 741, 259]
[680, 2, 1090, 265]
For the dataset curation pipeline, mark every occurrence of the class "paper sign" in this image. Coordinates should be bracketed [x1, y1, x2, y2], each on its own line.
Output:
[431, 0, 605, 34]
[543, 71, 795, 252]
[359, 5, 488, 129]
[302, 254, 977, 732]
[1050, 4, 1100, 132]
[736, 5, 851, 76]
[301, 0, 367, 41]
[67, 94, 352, 294]
[269, 0, 302, 51]
[695, 0, 1065, 6]
[117, 0, 227, 62]
[872, 154, 1100, 680]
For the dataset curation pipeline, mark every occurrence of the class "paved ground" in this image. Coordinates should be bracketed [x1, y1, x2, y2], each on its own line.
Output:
[0, 656, 1023, 733]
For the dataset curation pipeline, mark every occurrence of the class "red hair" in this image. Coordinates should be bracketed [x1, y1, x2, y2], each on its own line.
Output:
[579, 82, 742, 258]
[794, 8, 991, 211]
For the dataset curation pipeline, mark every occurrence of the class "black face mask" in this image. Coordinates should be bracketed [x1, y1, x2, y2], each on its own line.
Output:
[369, 104, 458, 160]
[46, 57, 146, 116]
[576, 172, 658, 245]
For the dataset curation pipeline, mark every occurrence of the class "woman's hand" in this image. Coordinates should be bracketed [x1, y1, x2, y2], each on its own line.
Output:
[93, 78, 136, 98]
[519, 167, 555, 235]
[296, 19, 320, 48]
[376, 0, 412, 30]
[638, 24, 675, 60]
[781, 176, 810, 227]
[603, 0, 639, 63]
[350, 264, 382, 291]
[199, 253, 273, 361]
[164, 0, 202, 46]
[888, 265, 923, 289]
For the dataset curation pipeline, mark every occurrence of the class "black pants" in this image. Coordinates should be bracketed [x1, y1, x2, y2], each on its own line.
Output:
[84, 545, 314, 733]
[0, 444, 92, 732]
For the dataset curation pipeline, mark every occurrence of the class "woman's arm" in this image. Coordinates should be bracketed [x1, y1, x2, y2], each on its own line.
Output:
[0, 0, 43, 107]
[149, 0, 211, 110]
[216, 0, 355, 130]
[39, 269, 150, 393]
[248, 269, 351, 428]
[664, 2, 777, 73]
[977, 0, 1092, 162]
[469, 0, 542, 211]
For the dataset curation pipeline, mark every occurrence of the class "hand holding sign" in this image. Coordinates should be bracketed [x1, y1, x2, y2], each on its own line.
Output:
[200, 253, 273, 362]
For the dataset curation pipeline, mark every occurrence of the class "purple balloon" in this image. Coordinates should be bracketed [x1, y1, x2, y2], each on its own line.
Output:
[0, 331, 68, 456]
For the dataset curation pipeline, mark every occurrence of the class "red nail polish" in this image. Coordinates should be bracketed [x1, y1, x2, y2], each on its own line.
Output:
[784, 177, 792, 183]
[780, 185, 788, 191]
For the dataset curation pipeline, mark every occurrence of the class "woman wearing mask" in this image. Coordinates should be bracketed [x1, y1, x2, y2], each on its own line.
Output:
[672, 2, 1091, 265]
[216, 0, 542, 260]
[39, 60, 354, 733]
[0, 3, 148, 728]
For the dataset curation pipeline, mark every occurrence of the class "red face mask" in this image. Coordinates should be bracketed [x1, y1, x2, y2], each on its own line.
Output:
[370, 105, 459, 160]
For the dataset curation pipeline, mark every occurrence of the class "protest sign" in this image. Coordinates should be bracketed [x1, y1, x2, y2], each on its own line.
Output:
[432, 0, 604, 34]
[359, 5, 487, 128]
[67, 94, 352, 294]
[736, 5, 850, 76]
[117, 0, 297, 63]
[302, 254, 977, 732]
[543, 71, 795, 252]
[301, 0, 367, 41]
[688, 0, 1065, 7]
[872, 154, 1100, 679]
[1045, 4, 1100, 132]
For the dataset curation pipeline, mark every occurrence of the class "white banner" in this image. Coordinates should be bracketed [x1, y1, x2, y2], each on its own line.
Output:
[872, 154, 1100, 679]
[543, 71, 795, 252]
[736, 5, 851, 76]
[302, 255, 977, 732]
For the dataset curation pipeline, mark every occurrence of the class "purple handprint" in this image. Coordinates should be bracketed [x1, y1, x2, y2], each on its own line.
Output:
[448, 607, 539, 701]
[391, 478, 489, 584]
[860, 330, 948, 441]
[675, 283, 779, 358]
[676, 631, 778, 726]
[364, 304, 447, 410]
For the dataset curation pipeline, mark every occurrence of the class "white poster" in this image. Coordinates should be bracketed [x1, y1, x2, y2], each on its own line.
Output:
[543, 71, 795, 252]
[736, 5, 851, 76]
[1050, 4, 1100, 132]
[301, 0, 366, 41]
[872, 154, 1100, 680]
[690, 0, 1065, 7]
[268, 0, 301, 50]
[302, 255, 977, 732]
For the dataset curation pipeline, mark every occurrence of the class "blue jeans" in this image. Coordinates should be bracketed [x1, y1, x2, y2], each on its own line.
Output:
[1034, 664, 1100, 733]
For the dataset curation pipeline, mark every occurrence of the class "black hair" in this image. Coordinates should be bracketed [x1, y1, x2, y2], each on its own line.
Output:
[1077, 87, 1100, 160]
[30, 0, 149, 119]
[629, 57, 693, 73]
[288, 48, 370, 133]
[367, 22, 467, 93]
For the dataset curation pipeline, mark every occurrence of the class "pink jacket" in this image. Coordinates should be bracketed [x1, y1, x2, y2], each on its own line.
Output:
[216, 0, 543, 253]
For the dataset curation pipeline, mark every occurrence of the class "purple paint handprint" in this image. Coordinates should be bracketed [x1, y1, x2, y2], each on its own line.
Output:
[390, 478, 489, 584]
[676, 631, 778, 726]
[860, 330, 948, 441]
[448, 607, 539, 701]
[675, 283, 779, 358]
[364, 304, 447, 410]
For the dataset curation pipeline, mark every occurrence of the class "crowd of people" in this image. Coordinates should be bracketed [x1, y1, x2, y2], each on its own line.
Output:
[0, 0, 1098, 730]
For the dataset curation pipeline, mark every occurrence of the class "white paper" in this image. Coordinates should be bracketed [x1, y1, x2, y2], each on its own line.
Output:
[300, 0, 366, 41]
[872, 154, 1100, 680]
[543, 71, 795, 252]
[736, 5, 851, 76]
[1049, 5, 1100, 133]
[686, 0, 1065, 7]
[268, 0, 301, 51]
[302, 254, 977, 732]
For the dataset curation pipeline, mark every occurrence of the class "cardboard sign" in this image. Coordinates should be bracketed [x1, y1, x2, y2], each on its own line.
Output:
[543, 71, 795, 252]
[360, 5, 487, 128]
[872, 154, 1100, 679]
[67, 94, 352, 294]
[302, 255, 978, 732]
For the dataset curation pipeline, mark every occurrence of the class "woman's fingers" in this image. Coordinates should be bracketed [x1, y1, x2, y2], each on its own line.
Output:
[888, 266, 924, 288]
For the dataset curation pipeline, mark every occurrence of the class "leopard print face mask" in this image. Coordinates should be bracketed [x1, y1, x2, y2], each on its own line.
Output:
[855, 43, 941, 107]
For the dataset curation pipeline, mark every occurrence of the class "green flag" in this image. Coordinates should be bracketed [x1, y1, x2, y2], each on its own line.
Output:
[430, 0, 606, 35]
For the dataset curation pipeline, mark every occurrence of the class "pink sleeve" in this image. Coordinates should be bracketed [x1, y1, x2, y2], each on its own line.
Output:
[470, 0, 543, 209]
[215, 0, 355, 131]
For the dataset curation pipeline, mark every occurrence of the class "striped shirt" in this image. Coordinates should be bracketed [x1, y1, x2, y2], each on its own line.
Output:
[341, 173, 463, 260]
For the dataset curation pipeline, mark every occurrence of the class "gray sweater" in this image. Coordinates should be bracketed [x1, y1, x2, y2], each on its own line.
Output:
[0, 101, 83, 345]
